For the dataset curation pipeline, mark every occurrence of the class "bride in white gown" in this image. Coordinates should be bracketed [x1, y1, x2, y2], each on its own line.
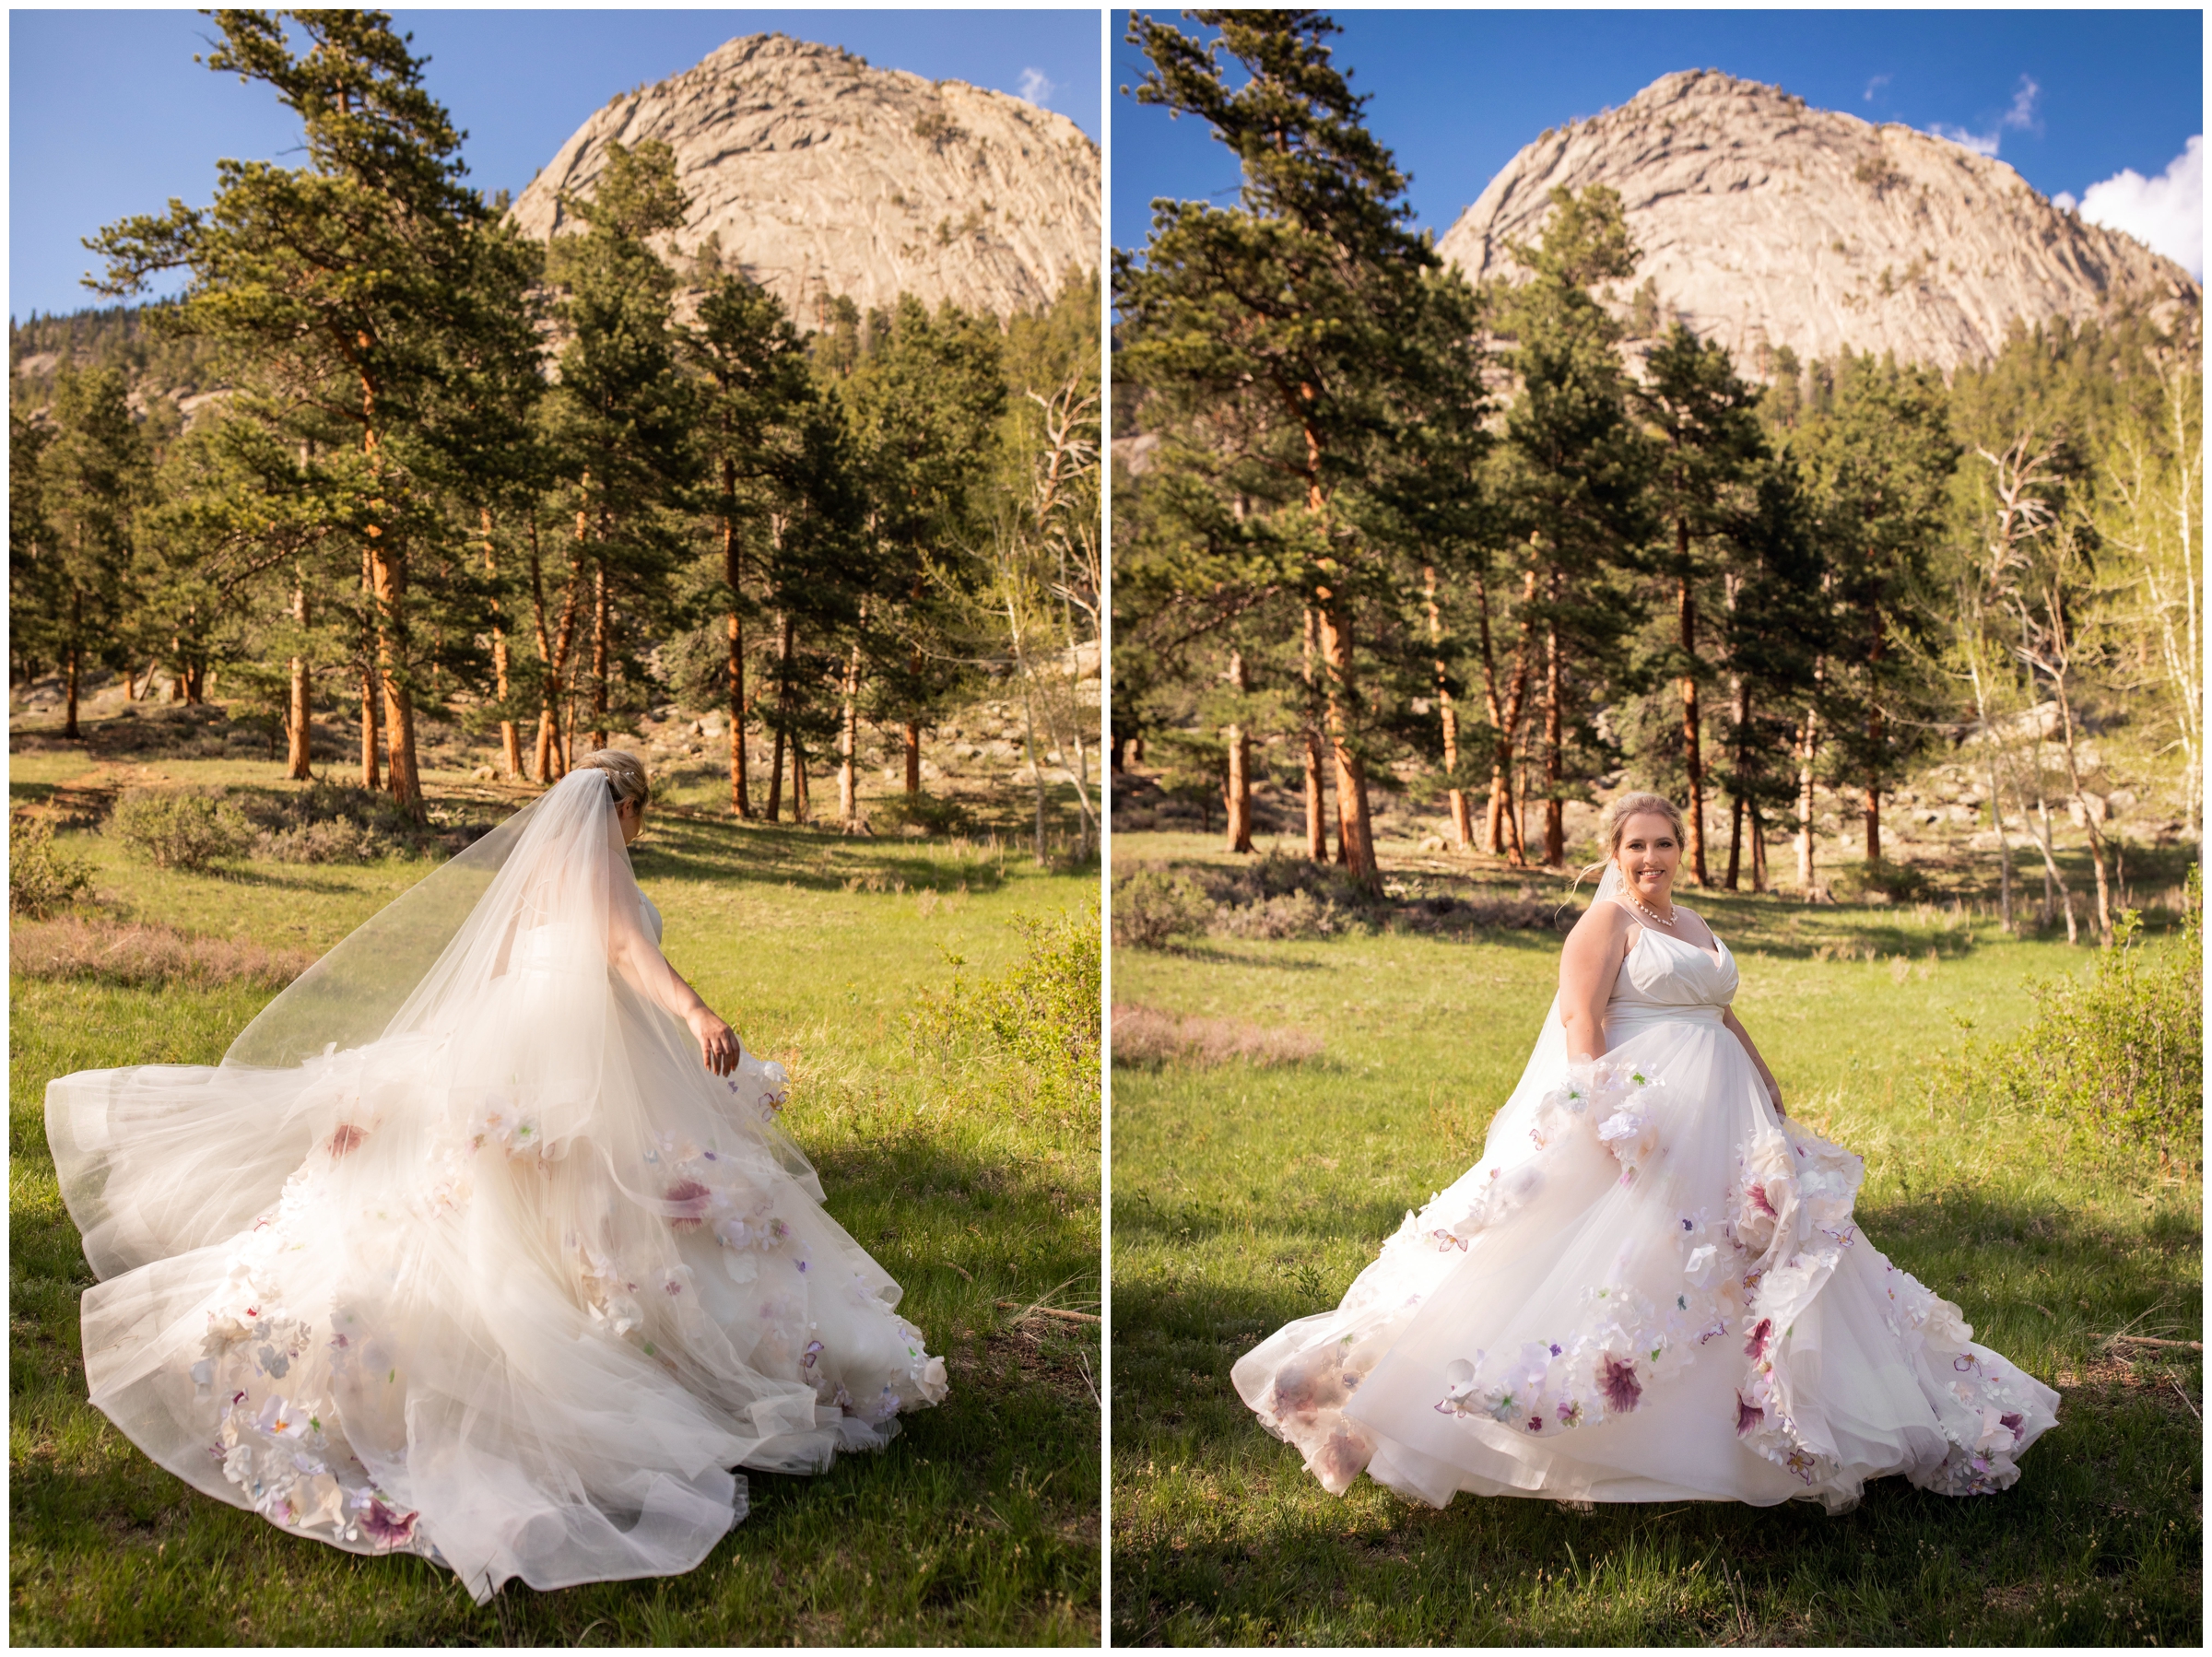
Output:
[46, 752, 947, 1599]
[1233, 792, 2058, 1512]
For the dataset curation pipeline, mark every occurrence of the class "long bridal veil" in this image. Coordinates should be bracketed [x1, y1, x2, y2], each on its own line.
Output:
[48, 770, 945, 1597]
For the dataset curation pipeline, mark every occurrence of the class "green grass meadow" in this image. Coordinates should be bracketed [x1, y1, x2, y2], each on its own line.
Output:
[11, 752, 1101, 1644]
[1110, 831, 2201, 1645]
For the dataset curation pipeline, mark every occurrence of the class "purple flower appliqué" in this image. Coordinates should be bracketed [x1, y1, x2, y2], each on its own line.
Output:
[802, 1340, 824, 1370]
[360, 1498, 418, 1549]
[1597, 1354, 1642, 1414]
[1526, 1414, 1546, 1434]
[1735, 1392, 1764, 1436]
[2000, 1411, 2024, 1440]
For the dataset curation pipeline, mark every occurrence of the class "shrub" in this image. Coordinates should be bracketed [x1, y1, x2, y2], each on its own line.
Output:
[1111, 869, 1212, 948]
[110, 787, 253, 872]
[1930, 876, 2202, 1170]
[908, 905, 1100, 1122]
[255, 818, 395, 864]
[9, 814, 92, 918]
[1212, 887, 1345, 941]
[872, 790, 972, 838]
[1830, 857, 1935, 904]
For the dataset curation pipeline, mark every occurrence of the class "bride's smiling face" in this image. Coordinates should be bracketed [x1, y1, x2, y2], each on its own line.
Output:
[1614, 813, 1681, 902]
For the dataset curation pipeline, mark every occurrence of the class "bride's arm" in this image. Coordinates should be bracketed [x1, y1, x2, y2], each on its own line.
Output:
[1558, 901, 1632, 1063]
[605, 890, 742, 1076]
[1722, 1007, 1786, 1116]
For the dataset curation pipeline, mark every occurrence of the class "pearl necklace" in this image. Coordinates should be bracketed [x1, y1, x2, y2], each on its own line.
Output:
[1621, 878, 1677, 928]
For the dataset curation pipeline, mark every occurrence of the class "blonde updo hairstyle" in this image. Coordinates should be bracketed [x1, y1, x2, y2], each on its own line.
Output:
[575, 748, 652, 817]
[1574, 790, 1689, 895]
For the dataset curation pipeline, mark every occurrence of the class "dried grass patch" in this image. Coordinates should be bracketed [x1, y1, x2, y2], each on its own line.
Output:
[1111, 1003, 1323, 1068]
[10, 916, 315, 992]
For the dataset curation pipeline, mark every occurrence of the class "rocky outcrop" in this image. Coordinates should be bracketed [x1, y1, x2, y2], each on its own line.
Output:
[511, 32, 1099, 324]
[1438, 69, 2200, 376]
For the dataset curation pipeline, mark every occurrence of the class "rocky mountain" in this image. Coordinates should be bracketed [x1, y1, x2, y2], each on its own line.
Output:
[1438, 69, 2200, 376]
[510, 32, 1099, 324]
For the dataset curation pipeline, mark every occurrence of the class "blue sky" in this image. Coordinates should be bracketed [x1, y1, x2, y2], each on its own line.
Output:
[1112, 10, 2205, 274]
[10, 8, 1102, 321]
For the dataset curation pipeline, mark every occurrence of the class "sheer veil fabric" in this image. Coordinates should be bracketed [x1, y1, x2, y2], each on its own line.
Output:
[1232, 874, 2058, 1512]
[47, 771, 946, 1599]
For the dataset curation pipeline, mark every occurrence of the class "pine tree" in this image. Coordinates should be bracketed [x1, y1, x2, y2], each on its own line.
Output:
[1487, 185, 1653, 867]
[538, 138, 701, 769]
[19, 369, 150, 737]
[88, 9, 502, 819]
[1116, 9, 1460, 886]
[1632, 323, 1769, 884]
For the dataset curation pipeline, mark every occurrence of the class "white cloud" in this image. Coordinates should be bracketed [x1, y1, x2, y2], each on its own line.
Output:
[1863, 74, 1890, 103]
[1933, 123, 2002, 159]
[1927, 74, 2040, 161]
[1017, 66, 1057, 108]
[2070, 135, 2205, 279]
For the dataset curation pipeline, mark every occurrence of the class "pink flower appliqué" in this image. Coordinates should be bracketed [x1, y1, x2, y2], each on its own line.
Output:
[360, 1498, 418, 1549]
[1735, 1392, 1764, 1436]
[1744, 1318, 1773, 1360]
[1597, 1354, 1642, 1414]
[663, 1180, 712, 1231]
[1746, 1183, 1778, 1220]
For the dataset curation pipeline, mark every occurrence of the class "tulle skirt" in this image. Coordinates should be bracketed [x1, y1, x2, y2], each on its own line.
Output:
[47, 975, 946, 1599]
[1231, 1004, 2058, 1510]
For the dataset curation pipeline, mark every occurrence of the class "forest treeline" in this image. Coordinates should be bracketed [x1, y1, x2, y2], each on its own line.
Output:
[1112, 11, 2202, 941]
[10, 10, 1101, 851]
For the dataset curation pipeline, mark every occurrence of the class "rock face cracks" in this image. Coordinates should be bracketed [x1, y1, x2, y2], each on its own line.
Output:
[1438, 69, 2199, 375]
[512, 32, 1100, 324]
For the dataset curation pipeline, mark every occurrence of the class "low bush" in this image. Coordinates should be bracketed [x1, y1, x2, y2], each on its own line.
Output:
[9, 815, 92, 918]
[1830, 856, 1936, 904]
[109, 786, 253, 871]
[1111, 869, 1213, 948]
[870, 790, 973, 838]
[1930, 875, 2202, 1169]
[908, 904, 1100, 1122]
[1211, 887, 1347, 941]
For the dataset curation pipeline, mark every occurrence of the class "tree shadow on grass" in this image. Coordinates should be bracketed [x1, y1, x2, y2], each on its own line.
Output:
[1110, 1183, 2201, 1645]
[14, 1111, 1099, 1643]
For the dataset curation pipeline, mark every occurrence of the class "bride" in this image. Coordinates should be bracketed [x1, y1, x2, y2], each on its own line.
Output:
[1234, 792, 2058, 1510]
[46, 752, 947, 1599]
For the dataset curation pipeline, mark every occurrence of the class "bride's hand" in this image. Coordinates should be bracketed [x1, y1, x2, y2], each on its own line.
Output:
[1767, 1077, 1787, 1117]
[688, 1007, 740, 1076]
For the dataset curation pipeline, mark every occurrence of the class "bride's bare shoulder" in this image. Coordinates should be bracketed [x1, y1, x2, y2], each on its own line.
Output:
[1566, 895, 1634, 946]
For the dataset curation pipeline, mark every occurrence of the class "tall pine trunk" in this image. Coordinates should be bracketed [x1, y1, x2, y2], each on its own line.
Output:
[1223, 647, 1253, 853]
[1794, 702, 1820, 896]
[481, 509, 519, 779]
[1425, 566, 1472, 850]
[838, 605, 866, 834]
[1315, 590, 1376, 881]
[724, 463, 749, 817]
[1540, 568, 1565, 868]
[1300, 607, 1329, 862]
[287, 572, 312, 780]
[766, 613, 792, 822]
[1864, 619, 1887, 865]
[1677, 554, 1709, 884]
[590, 558, 609, 753]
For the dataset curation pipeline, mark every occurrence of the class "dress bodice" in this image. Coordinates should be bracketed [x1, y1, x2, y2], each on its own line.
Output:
[1608, 924, 1737, 1020]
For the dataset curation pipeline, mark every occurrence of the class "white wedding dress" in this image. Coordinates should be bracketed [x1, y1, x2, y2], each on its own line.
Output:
[1233, 892, 2059, 1511]
[46, 771, 947, 1599]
